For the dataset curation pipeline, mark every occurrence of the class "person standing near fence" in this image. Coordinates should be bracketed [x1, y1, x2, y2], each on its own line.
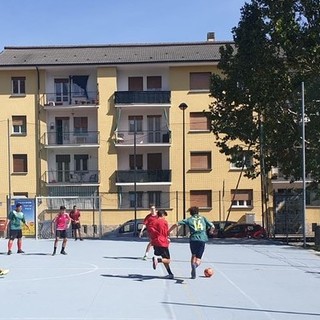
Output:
[69, 205, 83, 241]
[52, 206, 71, 256]
[6, 203, 30, 255]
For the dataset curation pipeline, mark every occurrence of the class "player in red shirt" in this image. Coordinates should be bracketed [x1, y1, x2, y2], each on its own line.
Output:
[51, 206, 71, 255]
[69, 205, 83, 241]
[139, 204, 158, 260]
[149, 209, 174, 279]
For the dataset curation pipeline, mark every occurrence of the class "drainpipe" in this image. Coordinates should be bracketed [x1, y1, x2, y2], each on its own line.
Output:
[35, 66, 41, 196]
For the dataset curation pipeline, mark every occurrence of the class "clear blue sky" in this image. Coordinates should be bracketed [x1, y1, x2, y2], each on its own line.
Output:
[0, 0, 248, 50]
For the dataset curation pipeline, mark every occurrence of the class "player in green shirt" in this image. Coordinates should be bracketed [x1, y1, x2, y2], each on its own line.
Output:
[169, 206, 214, 279]
[6, 203, 29, 255]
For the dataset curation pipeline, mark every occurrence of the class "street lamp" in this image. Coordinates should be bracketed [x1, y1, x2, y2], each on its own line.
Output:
[179, 103, 188, 235]
[301, 82, 306, 248]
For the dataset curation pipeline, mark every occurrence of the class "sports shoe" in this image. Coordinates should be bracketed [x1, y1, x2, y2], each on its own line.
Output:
[80, 238, 84, 241]
[52, 252, 56, 256]
[152, 257, 158, 270]
[60, 251, 67, 255]
[142, 255, 147, 261]
[165, 274, 174, 279]
[0, 269, 9, 276]
[7, 250, 12, 255]
[17, 250, 25, 254]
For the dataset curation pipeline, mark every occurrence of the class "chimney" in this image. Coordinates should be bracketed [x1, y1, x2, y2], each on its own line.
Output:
[207, 32, 215, 42]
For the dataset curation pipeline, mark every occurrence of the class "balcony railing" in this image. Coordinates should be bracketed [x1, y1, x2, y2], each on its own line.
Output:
[40, 91, 99, 107]
[44, 170, 100, 184]
[114, 130, 170, 145]
[116, 170, 171, 183]
[41, 131, 99, 146]
[114, 91, 171, 104]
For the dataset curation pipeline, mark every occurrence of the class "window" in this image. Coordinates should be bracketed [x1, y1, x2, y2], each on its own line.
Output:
[230, 152, 253, 170]
[190, 190, 212, 208]
[231, 189, 253, 207]
[147, 76, 162, 90]
[190, 72, 211, 91]
[129, 116, 143, 132]
[148, 191, 161, 207]
[12, 77, 26, 95]
[190, 152, 211, 170]
[74, 117, 88, 134]
[71, 75, 88, 97]
[13, 192, 28, 198]
[129, 192, 143, 207]
[13, 154, 28, 173]
[74, 154, 88, 171]
[54, 78, 69, 102]
[128, 77, 143, 91]
[190, 112, 210, 131]
[129, 154, 143, 170]
[12, 116, 27, 134]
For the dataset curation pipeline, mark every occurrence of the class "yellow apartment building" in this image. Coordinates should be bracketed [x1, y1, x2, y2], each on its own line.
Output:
[0, 34, 317, 237]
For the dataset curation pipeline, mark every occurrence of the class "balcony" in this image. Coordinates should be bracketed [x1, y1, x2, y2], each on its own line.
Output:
[114, 91, 171, 105]
[40, 91, 99, 108]
[114, 130, 170, 145]
[44, 170, 100, 185]
[116, 170, 171, 184]
[41, 131, 99, 146]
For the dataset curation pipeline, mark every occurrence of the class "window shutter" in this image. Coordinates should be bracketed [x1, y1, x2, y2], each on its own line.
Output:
[190, 113, 209, 131]
[128, 77, 143, 91]
[190, 72, 211, 90]
[231, 190, 253, 201]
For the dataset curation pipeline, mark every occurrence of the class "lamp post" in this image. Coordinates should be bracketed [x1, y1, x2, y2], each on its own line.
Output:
[301, 82, 306, 248]
[179, 103, 188, 235]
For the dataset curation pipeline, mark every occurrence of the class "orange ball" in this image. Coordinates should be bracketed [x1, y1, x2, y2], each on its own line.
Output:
[204, 267, 214, 277]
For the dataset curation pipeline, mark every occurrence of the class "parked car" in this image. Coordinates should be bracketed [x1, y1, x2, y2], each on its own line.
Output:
[103, 219, 147, 238]
[208, 221, 237, 238]
[221, 223, 267, 239]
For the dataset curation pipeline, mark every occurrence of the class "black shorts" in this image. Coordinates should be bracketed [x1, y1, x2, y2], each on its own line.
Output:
[55, 230, 67, 239]
[72, 223, 81, 230]
[190, 241, 205, 259]
[9, 229, 22, 240]
[154, 246, 170, 259]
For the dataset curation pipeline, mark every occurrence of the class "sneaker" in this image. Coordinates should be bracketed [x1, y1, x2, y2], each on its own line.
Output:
[52, 252, 56, 256]
[0, 269, 9, 276]
[165, 274, 174, 279]
[80, 238, 84, 241]
[60, 251, 67, 255]
[191, 265, 196, 279]
[142, 255, 147, 261]
[17, 250, 25, 254]
[152, 257, 158, 270]
[7, 250, 12, 255]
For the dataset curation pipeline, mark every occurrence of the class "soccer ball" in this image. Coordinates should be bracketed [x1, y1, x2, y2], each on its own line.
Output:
[204, 267, 214, 277]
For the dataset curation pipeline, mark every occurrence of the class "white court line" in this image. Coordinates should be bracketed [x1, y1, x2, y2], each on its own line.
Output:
[216, 267, 276, 320]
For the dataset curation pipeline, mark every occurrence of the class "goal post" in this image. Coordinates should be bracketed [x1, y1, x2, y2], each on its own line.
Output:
[35, 196, 101, 240]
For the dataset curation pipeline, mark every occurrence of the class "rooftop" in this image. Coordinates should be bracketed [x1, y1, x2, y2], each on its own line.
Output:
[0, 41, 234, 67]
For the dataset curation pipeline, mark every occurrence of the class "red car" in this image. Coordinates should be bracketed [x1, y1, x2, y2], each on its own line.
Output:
[221, 223, 267, 239]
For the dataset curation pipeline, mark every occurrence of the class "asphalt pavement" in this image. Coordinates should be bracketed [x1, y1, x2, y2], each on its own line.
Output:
[0, 237, 320, 320]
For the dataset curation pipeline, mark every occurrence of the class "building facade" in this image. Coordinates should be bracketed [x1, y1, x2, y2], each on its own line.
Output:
[0, 37, 272, 233]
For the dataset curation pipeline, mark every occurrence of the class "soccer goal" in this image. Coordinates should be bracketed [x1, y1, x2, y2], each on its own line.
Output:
[35, 196, 101, 240]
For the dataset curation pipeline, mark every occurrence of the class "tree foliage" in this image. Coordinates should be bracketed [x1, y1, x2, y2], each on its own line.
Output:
[209, 0, 320, 182]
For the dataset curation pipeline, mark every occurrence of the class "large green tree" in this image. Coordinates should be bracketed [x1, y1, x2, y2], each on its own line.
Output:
[209, 0, 320, 182]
